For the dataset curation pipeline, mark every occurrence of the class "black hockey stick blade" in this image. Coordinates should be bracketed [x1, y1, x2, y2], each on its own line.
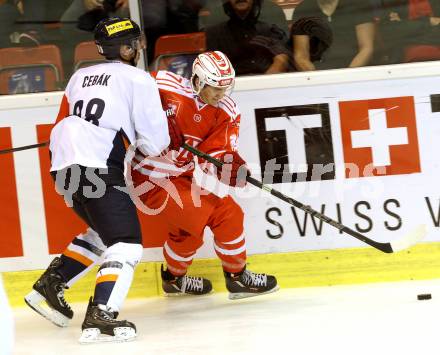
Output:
[182, 143, 426, 253]
[0, 141, 48, 155]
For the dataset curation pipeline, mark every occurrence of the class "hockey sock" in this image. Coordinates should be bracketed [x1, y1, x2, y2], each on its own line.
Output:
[57, 228, 106, 287]
[93, 242, 143, 312]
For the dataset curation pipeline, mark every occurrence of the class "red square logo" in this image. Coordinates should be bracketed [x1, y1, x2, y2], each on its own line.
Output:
[339, 97, 421, 178]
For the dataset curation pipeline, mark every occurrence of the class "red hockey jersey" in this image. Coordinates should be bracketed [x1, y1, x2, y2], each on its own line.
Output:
[131, 70, 241, 181]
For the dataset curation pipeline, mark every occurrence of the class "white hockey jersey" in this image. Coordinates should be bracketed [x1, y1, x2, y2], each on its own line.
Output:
[50, 61, 170, 171]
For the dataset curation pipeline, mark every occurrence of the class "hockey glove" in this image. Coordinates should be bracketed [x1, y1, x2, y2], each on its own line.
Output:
[167, 116, 184, 151]
[216, 151, 250, 188]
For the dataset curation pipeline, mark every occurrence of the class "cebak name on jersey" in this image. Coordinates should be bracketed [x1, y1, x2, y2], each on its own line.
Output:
[50, 62, 170, 172]
[132, 70, 241, 180]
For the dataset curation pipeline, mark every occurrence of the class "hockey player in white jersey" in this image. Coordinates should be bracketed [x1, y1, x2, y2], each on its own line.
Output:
[24, 17, 183, 343]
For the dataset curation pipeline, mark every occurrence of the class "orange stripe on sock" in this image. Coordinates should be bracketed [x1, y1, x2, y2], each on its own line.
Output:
[63, 249, 94, 267]
[96, 274, 118, 284]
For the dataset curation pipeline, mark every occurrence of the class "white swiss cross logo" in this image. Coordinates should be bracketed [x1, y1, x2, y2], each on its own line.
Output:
[339, 96, 421, 177]
[350, 109, 408, 166]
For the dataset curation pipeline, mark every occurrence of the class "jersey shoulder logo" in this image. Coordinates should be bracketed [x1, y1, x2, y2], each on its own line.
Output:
[165, 99, 181, 118]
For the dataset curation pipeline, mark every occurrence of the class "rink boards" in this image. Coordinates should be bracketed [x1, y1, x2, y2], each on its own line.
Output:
[2, 62, 440, 305]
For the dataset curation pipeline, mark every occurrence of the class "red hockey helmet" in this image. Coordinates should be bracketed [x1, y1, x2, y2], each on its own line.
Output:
[191, 51, 235, 94]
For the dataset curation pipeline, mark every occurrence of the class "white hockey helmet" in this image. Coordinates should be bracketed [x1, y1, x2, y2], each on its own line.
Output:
[191, 51, 235, 95]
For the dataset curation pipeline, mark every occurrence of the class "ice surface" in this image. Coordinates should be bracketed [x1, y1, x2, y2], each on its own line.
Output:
[12, 279, 440, 355]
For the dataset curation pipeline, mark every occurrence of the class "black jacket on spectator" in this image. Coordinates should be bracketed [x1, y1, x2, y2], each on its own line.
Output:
[292, 0, 374, 69]
[200, 0, 290, 37]
[289, 16, 333, 62]
[205, 0, 290, 76]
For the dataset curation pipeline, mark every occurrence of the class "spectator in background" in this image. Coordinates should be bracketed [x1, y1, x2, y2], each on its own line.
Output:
[289, 16, 333, 67]
[205, 0, 291, 76]
[168, 0, 207, 32]
[142, 0, 207, 65]
[379, 0, 440, 63]
[141, 0, 167, 64]
[199, 0, 290, 37]
[0, 0, 22, 47]
[8, 0, 72, 47]
[61, 0, 129, 32]
[60, 0, 129, 77]
[292, 0, 375, 71]
[144, 1, 208, 78]
[1, 0, 71, 47]
[20, 0, 71, 33]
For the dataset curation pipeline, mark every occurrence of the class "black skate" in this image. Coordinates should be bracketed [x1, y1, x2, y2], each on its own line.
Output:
[161, 265, 212, 296]
[24, 257, 73, 327]
[79, 297, 137, 344]
[224, 267, 279, 300]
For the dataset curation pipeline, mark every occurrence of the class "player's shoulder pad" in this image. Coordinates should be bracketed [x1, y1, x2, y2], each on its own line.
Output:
[114, 63, 151, 80]
[155, 70, 192, 96]
[155, 70, 188, 86]
[218, 94, 240, 120]
[126, 67, 157, 87]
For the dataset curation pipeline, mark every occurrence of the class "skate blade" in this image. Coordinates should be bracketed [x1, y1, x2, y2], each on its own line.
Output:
[79, 327, 137, 344]
[163, 289, 213, 297]
[24, 290, 70, 327]
[228, 285, 280, 300]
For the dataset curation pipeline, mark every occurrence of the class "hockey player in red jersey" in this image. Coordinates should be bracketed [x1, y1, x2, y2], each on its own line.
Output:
[129, 51, 279, 299]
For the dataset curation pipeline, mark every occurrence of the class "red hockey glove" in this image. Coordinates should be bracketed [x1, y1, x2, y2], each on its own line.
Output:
[216, 151, 250, 188]
[167, 116, 184, 151]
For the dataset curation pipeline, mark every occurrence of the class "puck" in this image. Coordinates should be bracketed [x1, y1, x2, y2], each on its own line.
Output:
[417, 294, 432, 300]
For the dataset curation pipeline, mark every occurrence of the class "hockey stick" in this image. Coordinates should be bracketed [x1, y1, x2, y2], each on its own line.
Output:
[0, 141, 48, 155]
[183, 143, 426, 253]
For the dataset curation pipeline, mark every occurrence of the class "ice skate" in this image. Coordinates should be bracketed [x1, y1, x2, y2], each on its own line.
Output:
[79, 297, 136, 344]
[225, 267, 279, 300]
[161, 265, 212, 296]
[24, 257, 73, 327]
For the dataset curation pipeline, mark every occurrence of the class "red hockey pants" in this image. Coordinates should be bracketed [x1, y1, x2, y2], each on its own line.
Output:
[140, 176, 246, 275]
